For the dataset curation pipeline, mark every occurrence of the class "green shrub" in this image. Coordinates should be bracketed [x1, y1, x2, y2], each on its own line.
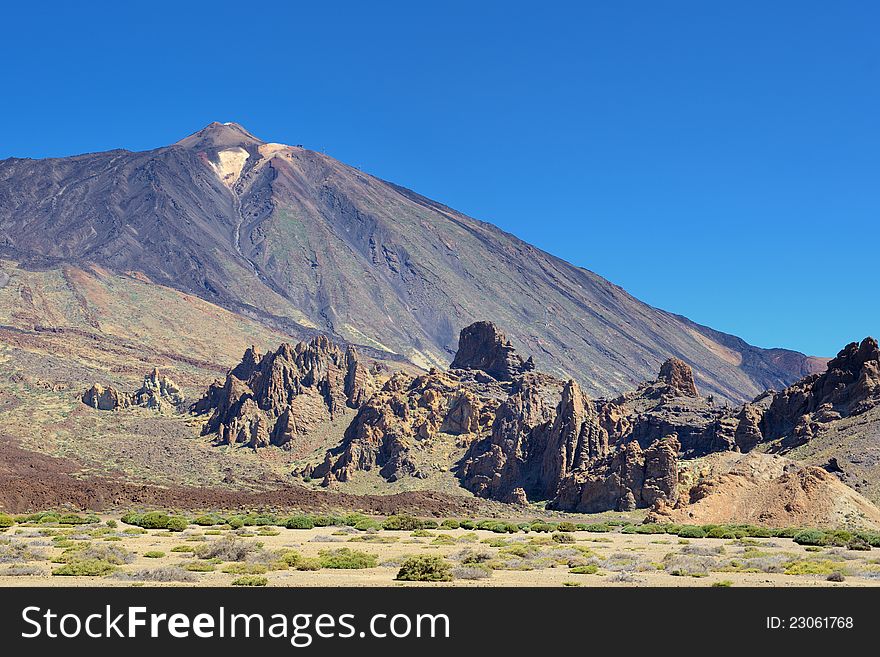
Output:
[52, 559, 117, 576]
[139, 512, 171, 529]
[354, 519, 382, 532]
[677, 526, 707, 539]
[773, 527, 801, 538]
[144, 551, 165, 559]
[440, 519, 460, 530]
[705, 527, 738, 539]
[318, 548, 377, 569]
[793, 529, 826, 546]
[421, 520, 439, 530]
[582, 523, 612, 533]
[280, 551, 302, 567]
[0, 514, 14, 528]
[231, 575, 268, 586]
[569, 565, 599, 574]
[171, 545, 195, 553]
[296, 558, 322, 571]
[623, 523, 667, 535]
[856, 531, 880, 547]
[222, 562, 268, 575]
[285, 515, 315, 530]
[784, 560, 837, 576]
[184, 561, 216, 572]
[227, 517, 245, 529]
[396, 555, 452, 582]
[555, 522, 577, 533]
[382, 515, 423, 531]
[712, 580, 733, 587]
[193, 514, 224, 526]
[106, 520, 117, 529]
[313, 515, 339, 527]
[166, 517, 189, 532]
[459, 520, 476, 531]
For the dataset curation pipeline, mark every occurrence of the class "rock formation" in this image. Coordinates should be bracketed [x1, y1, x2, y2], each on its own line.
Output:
[82, 384, 129, 411]
[450, 321, 535, 381]
[311, 368, 503, 484]
[736, 337, 880, 451]
[551, 435, 680, 513]
[82, 369, 184, 412]
[193, 337, 375, 450]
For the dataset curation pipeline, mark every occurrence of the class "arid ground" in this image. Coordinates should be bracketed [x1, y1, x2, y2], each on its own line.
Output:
[2, 513, 879, 587]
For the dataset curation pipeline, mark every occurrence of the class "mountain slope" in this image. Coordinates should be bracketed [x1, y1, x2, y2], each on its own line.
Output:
[0, 122, 818, 400]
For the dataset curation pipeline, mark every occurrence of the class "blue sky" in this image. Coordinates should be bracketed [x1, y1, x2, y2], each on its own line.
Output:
[1, 1, 877, 356]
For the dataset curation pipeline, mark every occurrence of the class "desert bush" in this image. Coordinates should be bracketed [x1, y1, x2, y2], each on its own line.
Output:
[354, 519, 382, 532]
[196, 536, 259, 562]
[285, 515, 315, 530]
[846, 536, 872, 551]
[52, 559, 117, 576]
[552, 533, 575, 544]
[556, 522, 577, 532]
[663, 553, 718, 577]
[784, 560, 839, 576]
[610, 571, 639, 583]
[143, 551, 165, 559]
[166, 517, 189, 532]
[183, 560, 215, 572]
[431, 534, 457, 546]
[297, 558, 322, 571]
[171, 545, 195, 553]
[855, 531, 880, 547]
[222, 562, 268, 575]
[193, 514, 224, 526]
[227, 517, 245, 529]
[396, 555, 452, 582]
[382, 515, 423, 531]
[114, 566, 196, 582]
[773, 527, 802, 538]
[582, 523, 612, 533]
[318, 548, 377, 569]
[454, 548, 492, 565]
[2, 565, 45, 576]
[440, 519, 460, 530]
[712, 580, 733, 587]
[139, 512, 172, 529]
[232, 575, 268, 586]
[459, 520, 476, 530]
[623, 523, 667, 535]
[569, 564, 599, 574]
[793, 529, 826, 546]
[682, 544, 724, 556]
[421, 520, 439, 530]
[676, 526, 707, 539]
[0, 514, 15, 529]
[827, 571, 846, 582]
[0, 539, 48, 563]
[241, 513, 276, 527]
[452, 564, 491, 580]
[57, 543, 133, 565]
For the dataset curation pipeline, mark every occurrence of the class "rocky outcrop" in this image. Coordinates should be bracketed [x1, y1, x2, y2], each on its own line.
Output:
[450, 321, 535, 381]
[194, 337, 375, 450]
[597, 359, 737, 457]
[82, 369, 184, 412]
[82, 384, 129, 411]
[658, 358, 699, 397]
[131, 368, 185, 411]
[312, 369, 503, 484]
[551, 435, 680, 513]
[737, 337, 880, 450]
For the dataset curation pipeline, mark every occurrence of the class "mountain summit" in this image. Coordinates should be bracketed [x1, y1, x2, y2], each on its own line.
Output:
[0, 123, 820, 400]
